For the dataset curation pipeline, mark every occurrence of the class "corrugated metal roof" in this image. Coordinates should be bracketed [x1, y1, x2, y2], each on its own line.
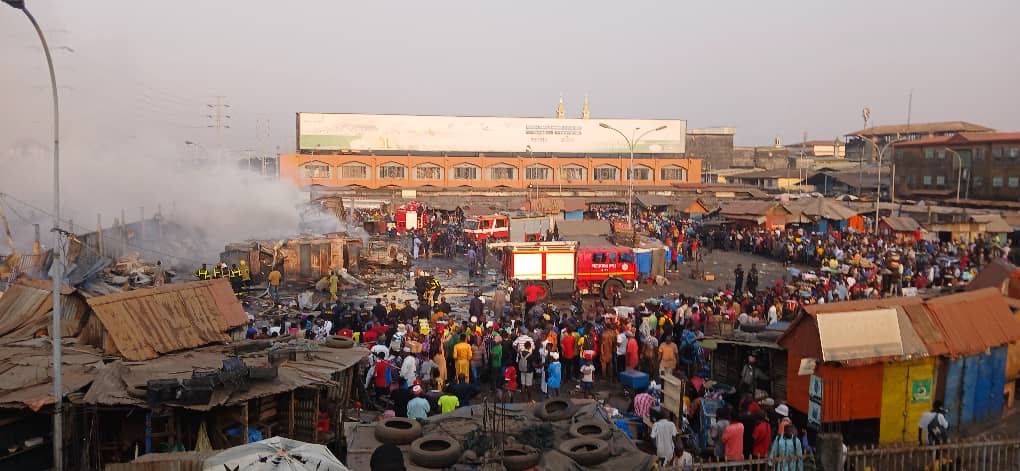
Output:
[0, 338, 103, 410]
[923, 288, 1020, 357]
[966, 259, 1019, 293]
[881, 216, 921, 232]
[784, 198, 860, 221]
[0, 279, 90, 341]
[86, 279, 248, 361]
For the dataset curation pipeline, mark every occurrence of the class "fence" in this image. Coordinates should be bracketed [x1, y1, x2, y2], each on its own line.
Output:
[661, 437, 1020, 470]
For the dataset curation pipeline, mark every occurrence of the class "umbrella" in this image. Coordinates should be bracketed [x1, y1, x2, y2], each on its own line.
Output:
[202, 436, 350, 471]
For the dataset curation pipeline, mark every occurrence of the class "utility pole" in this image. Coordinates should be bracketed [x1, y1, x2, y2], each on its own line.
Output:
[859, 107, 870, 196]
[207, 96, 231, 165]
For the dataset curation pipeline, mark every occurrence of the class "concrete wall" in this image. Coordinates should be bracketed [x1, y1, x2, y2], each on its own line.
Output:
[733, 146, 790, 169]
[686, 133, 734, 170]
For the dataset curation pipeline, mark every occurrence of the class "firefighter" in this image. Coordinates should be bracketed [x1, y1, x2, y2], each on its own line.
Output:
[211, 264, 223, 279]
[229, 263, 243, 297]
[238, 259, 252, 293]
[194, 263, 211, 280]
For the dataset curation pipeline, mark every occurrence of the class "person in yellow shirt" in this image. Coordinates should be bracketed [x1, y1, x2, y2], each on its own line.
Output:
[327, 270, 340, 302]
[239, 260, 252, 293]
[267, 268, 282, 305]
[453, 334, 473, 383]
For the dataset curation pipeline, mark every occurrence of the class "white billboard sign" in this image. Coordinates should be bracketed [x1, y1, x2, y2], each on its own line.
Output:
[298, 113, 687, 154]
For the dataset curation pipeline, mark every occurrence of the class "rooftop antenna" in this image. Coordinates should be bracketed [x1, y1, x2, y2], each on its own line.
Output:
[906, 88, 914, 135]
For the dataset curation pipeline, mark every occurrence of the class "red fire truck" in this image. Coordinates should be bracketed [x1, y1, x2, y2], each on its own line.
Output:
[463, 214, 511, 242]
[493, 241, 638, 299]
[395, 201, 428, 234]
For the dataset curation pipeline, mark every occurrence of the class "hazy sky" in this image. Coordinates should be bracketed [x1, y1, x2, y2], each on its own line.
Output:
[2, 0, 1019, 156]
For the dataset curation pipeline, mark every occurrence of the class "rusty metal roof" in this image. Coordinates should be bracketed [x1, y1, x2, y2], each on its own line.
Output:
[0, 338, 103, 410]
[0, 279, 90, 341]
[86, 279, 248, 361]
[923, 288, 1020, 357]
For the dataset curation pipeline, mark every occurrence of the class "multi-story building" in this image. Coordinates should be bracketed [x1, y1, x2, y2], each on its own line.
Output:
[846, 121, 993, 162]
[893, 132, 1020, 201]
[280, 112, 704, 190]
[786, 140, 845, 159]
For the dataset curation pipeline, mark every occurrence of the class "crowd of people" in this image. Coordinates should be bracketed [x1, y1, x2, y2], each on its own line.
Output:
[274, 206, 1012, 467]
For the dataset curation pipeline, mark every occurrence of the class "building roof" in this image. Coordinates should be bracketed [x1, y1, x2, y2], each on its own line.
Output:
[895, 132, 1020, 148]
[718, 200, 792, 217]
[969, 213, 1013, 233]
[83, 342, 369, 410]
[727, 168, 814, 180]
[0, 338, 103, 410]
[784, 198, 860, 221]
[554, 220, 612, 237]
[881, 216, 922, 232]
[85, 278, 248, 361]
[788, 140, 841, 147]
[0, 279, 91, 341]
[966, 259, 1020, 294]
[848, 121, 994, 137]
[923, 288, 1020, 357]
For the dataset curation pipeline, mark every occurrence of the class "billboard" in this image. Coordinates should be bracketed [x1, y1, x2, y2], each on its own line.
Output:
[298, 113, 687, 154]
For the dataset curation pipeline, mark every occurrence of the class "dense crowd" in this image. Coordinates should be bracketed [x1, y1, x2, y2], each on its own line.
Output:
[269, 207, 1012, 466]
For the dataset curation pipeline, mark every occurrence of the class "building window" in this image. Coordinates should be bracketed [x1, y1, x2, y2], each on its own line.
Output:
[924, 149, 935, 160]
[488, 165, 517, 181]
[660, 166, 688, 181]
[301, 161, 332, 179]
[452, 164, 480, 181]
[378, 163, 406, 179]
[559, 165, 586, 182]
[972, 176, 982, 187]
[937, 149, 945, 159]
[975, 148, 985, 161]
[340, 162, 369, 180]
[1010, 177, 1019, 188]
[1009, 148, 1020, 159]
[993, 176, 1004, 187]
[895, 150, 904, 160]
[993, 148, 1003, 159]
[936, 175, 945, 185]
[593, 166, 618, 182]
[907, 175, 915, 185]
[923, 175, 932, 185]
[414, 164, 443, 181]
[525, 165, 551, 181]
[626, 166, 652, 181]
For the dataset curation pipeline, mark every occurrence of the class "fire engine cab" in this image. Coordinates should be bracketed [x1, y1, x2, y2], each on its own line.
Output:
[463, 214, 510, 242]
[395, 201, 428, 234]
[493, 241, 637, 299]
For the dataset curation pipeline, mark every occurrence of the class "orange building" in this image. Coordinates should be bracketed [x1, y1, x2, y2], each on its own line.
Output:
[279, 153, 702, 189]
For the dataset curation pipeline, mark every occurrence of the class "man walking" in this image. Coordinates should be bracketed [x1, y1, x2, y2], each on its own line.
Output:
[734, 264, 745, 294]
[747, 263, 759, 294]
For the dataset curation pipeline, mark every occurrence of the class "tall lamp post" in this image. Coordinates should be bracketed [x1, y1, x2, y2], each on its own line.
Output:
[858, 136, 906, 234]
[944, 147, 964, 204]
[598, 123, 667, 224]
[3, 1, 63, 468]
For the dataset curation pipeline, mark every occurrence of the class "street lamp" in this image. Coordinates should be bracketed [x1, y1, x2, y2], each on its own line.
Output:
[599, 123, 667, 225]
[3, 1, 64, 468]
[858, 136, 906, 234]
[944, 147, 964, 204]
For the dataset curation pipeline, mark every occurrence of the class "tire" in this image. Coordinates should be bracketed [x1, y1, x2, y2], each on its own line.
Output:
[557, 437, 611, 466]
[324, 336, 354, 349]
[568, 420, 613, 441]
[500, 445, 542, 471]
[535, 397, 577, 421]
[374, 418, 422, 445]
[409, 434, 462, 468]
[602, 279, 624, 300]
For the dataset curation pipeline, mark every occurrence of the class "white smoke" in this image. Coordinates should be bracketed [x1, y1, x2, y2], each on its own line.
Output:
[0, 134, 304, 264]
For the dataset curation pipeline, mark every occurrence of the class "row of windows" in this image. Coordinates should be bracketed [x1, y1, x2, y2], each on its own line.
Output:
[898, 147, 1020, 161]
[909, 174, 1020, 188]
[301, 161, 688, 182]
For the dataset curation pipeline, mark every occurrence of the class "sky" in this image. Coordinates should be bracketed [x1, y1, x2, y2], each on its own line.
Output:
[0, 0, 1018, 257]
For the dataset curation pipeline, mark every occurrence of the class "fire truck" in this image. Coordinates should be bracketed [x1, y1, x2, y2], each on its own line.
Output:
[463, 214, 511, 242]
[395, 201, 428, 234]
[492, 241, 638, 299]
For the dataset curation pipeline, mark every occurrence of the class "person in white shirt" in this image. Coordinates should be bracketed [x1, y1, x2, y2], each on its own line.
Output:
[918, 401, 950, 445]
[767, 304, 779, 325]
[616, 330, 629, 377]
[400, 348, 418, 386]
[650, 411, 679, 466]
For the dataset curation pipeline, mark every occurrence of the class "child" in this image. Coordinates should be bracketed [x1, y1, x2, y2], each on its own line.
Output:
[579, 358, 595, 394]
[503, 364, 519, 400]
[546, 352, 562, 397]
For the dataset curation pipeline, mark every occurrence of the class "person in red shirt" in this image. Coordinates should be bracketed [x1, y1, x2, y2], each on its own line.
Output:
[751, 410, 771, 457]
[362, 328, 379, 345]
[372, 353, 392, 399]
[560, 327, 577, 381]
[523, 283, 546, 314]
[503, 364, 518, 400]
[625, 332, 639, 370]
